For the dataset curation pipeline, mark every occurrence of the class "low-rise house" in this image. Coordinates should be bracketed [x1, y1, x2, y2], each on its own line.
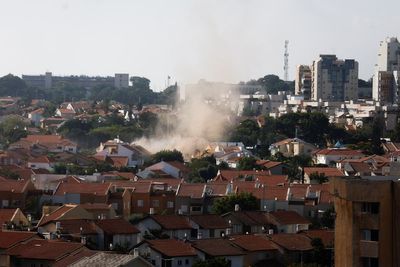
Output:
[9, 134, 77, 154]
[313, 148, 364, 166]
[303, 167, 344, 184]
[69, 252, 152, 267]
[95, 218, 140, 250]
[28, 108, 44, 127]
[0, 231, 37, 266]
[135, 214, 192, 240]
[256, 160, 287, 175]
[221, 211, 270, 235]
[269, 138, 317, 157]
[95, 138, 151, 168]
[0, 208, 29, 230]
[40, 117, 66, 132]
[50, 180, 111, 205]
[175, 183, 206, 215]
[228, 235, 279, 267]
[268, 233, 313, 265]
[266, 210, 311, 234]
[0, 178, 35, 210]
[136, 239, 198, 267]
[27, 155, 53, 171]
[143, 161, 191, 180]
[6, 239, 91, 267]
[192, 238, 245, 267]
[188, 214, 230, 239]
[55, 108, 76, 119]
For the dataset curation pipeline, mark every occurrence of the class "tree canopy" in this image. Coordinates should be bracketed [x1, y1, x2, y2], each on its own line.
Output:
[212, 192, 259, 215]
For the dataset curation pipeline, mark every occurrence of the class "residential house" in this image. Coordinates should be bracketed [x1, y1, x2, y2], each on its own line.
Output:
[256, 160, 287, 175]
[27, 155, 53, 171]
[269, 138, 317, 157]
[313, 148, 364, 166]
[40, 117, 66, 132]
[94, 218, 140, 250]
[95, 138, 151, 168]
[0, 231, 37, 267]
[303, 167, 344, 184]
[135, 214, 192, 240]
[175, 183, 206, 215]
[69, 252, 152, 267]
[0, 208, 29, 230]
[266, 210, 311, 234]
[228, 235, 279, 267]
[135, 239, 197, 267]
[143, 161, 191, 180]
[221, 211, 270, 235]
[28, 108, 44, 127]
[9, 135, 77, 154]
[55, 108, 76, 119]
[0, 178, 35, 210]
[268, 233, 313, 265]
[192, 238, 245, 267]
[188, 214, 230, 239]
[6, 239, 92, 267]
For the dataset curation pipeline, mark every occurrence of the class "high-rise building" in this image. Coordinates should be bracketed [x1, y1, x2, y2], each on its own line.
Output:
[114, 73, 129, 89]
[331, 176, 400, 267]
[373, 37, 400, 104]
[311, 55, 358, 101]
[295, 65, 312, 100]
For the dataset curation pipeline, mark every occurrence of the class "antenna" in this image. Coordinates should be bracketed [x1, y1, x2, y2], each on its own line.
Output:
[284, 40, 289, 81]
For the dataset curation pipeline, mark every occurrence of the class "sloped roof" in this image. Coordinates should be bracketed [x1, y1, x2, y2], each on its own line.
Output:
[314, 148, 364, 156]
[223, 211, 269, 226]
[229, 235, 278, 252]
[58, 219, 97, 235]
[192, 238, 245, 256]
[54, 181, 111, 196]
[149, 215, 192, 230]
[53, 248, 97, 267]
[176, 183, 205, 198]
[0, 230, 37, 249]
[146, 239, 197, 257]
[38, 204, 77, 226]
[268, 210, 310, 225]
[0, 208, 18, 226]
[214, 170, 271, 182]
[304, 167, 344, 177]
[0, 179, 31, 193]
[189, 214, 230, 229]
[7, 239, 84, 261]
[301, 229, 334, 248]
[269, 233, 313, 251]
[95, 219, 140, 234]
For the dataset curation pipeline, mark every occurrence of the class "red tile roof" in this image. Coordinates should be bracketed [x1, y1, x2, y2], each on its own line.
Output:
[54, 181, 111, 196]
[215, 170, 271, 182]
[58, 219, 97, 235]
[7, 239, 84, 260]
[189, 215, 230, 229]
[38, 204, 77, 226]
[314, 148, 364, 156]
[0, 208, 20, 226]
[255, 175, 288, 187]
[191, 238, 244, 256]
[301, 229, 334, 248]
[256, 160, 284, 169]
[269, 233, 313, 251]
[176, 183, 205, 198]
[304, 167, 344, 177]
[165, 161, 191, 173]
[146, 239, 197, 257]
[95, 219, 140, 235]
[53, 248, 96, 267]
[0, 231, 37, 249]
[268, 211, 310, 225]
[0, 179, 31, 193]
[229, 235, 278, 252]
[149, 215, 192, 230]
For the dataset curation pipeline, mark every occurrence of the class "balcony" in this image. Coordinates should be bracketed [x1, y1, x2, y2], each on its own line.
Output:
[360, 240, 379, 258]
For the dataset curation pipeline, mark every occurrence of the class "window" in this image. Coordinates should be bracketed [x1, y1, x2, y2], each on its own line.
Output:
[152, 200, 159, 207]
[137, 200, 144, 207]
[167, 201, 174, 208]
[191, 206, 202, 212]
[361, 229, 379, 241]
[185, 259, 189, 265]
[181, 205, 188, 213]
[177, 260, 182, 266]
[361, 257, 379, 267]
[2, 200, 9, 208]
[362, 202, 380, 214]
[209, 229, 215, 238]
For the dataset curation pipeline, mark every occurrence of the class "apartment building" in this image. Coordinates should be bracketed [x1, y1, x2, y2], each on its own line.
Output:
[311, 55, 358, 101]
[331, 176, 400, 267]
[295, 65, 312, 100]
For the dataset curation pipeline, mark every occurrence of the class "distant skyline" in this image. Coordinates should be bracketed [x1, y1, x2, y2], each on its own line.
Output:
[0, 0, 399, 90]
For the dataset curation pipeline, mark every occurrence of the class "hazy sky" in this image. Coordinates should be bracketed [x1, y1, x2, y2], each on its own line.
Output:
[0, 0, 399, 90]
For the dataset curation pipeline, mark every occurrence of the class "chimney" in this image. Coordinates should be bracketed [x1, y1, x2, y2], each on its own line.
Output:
[234, 204, 240, 212]
[149, 207, 155, 215]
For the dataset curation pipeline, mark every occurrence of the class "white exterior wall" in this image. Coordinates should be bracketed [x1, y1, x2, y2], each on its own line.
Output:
[113, 233, 138, 247]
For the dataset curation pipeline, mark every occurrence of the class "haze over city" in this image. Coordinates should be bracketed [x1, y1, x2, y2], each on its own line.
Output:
[1, 0, 400, 89]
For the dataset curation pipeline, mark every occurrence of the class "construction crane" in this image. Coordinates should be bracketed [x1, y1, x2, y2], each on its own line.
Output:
[284, 40, 289, 81]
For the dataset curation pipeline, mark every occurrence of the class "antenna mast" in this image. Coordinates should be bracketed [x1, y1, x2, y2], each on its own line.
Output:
[284, 40, 289, 81]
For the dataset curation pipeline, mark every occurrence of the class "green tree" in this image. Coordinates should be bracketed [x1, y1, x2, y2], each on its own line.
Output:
[309, 172, 328, 184]
[311, 238, 327, 266]
[0, 115, 28, 146]
[212, 192, 259, 215]
[229, 119, 260, 147]
[151, 149, 184, 164]
[321, 207, 335, 228]
[238, 156, 259, 170]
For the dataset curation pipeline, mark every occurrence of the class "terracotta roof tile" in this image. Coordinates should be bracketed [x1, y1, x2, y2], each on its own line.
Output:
[314, 148, 364, 156]
[95, 218, 139, 234]
[269, 233, 313, 251]
[192, 238, 244, 256]
[38, 205, 77, 226]
[146, 239, 197, 257]
[229, 235, 278, 251]
[54, 182, 111, 196]
[149, 215, 192, 230]
[301, 229, 334, 248]
[0, 231, 37, 249]
[268, 211, 310, 225]
[0, 208, 18, 226]
[304, 167, 344, 177]
[176, 183, 205, 198]
[189, 214, 229, 229]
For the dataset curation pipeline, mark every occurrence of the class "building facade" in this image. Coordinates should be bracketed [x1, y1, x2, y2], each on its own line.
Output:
[295, 65, 312, 100]
[372, 37, 400, 104]
[331, 176, 400, 267]
[311, 55, 358, 101]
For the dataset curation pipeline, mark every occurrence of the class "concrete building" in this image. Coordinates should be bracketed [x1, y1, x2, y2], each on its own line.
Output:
[331, 176, 400, 267]
[311, 55, 358, 101]
[372, 37, 400, 104]
[295, 65, 312, 100]
[22, 72, 130, 89]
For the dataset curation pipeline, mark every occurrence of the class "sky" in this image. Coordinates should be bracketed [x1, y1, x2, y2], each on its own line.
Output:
[0, 0, 399, 90]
